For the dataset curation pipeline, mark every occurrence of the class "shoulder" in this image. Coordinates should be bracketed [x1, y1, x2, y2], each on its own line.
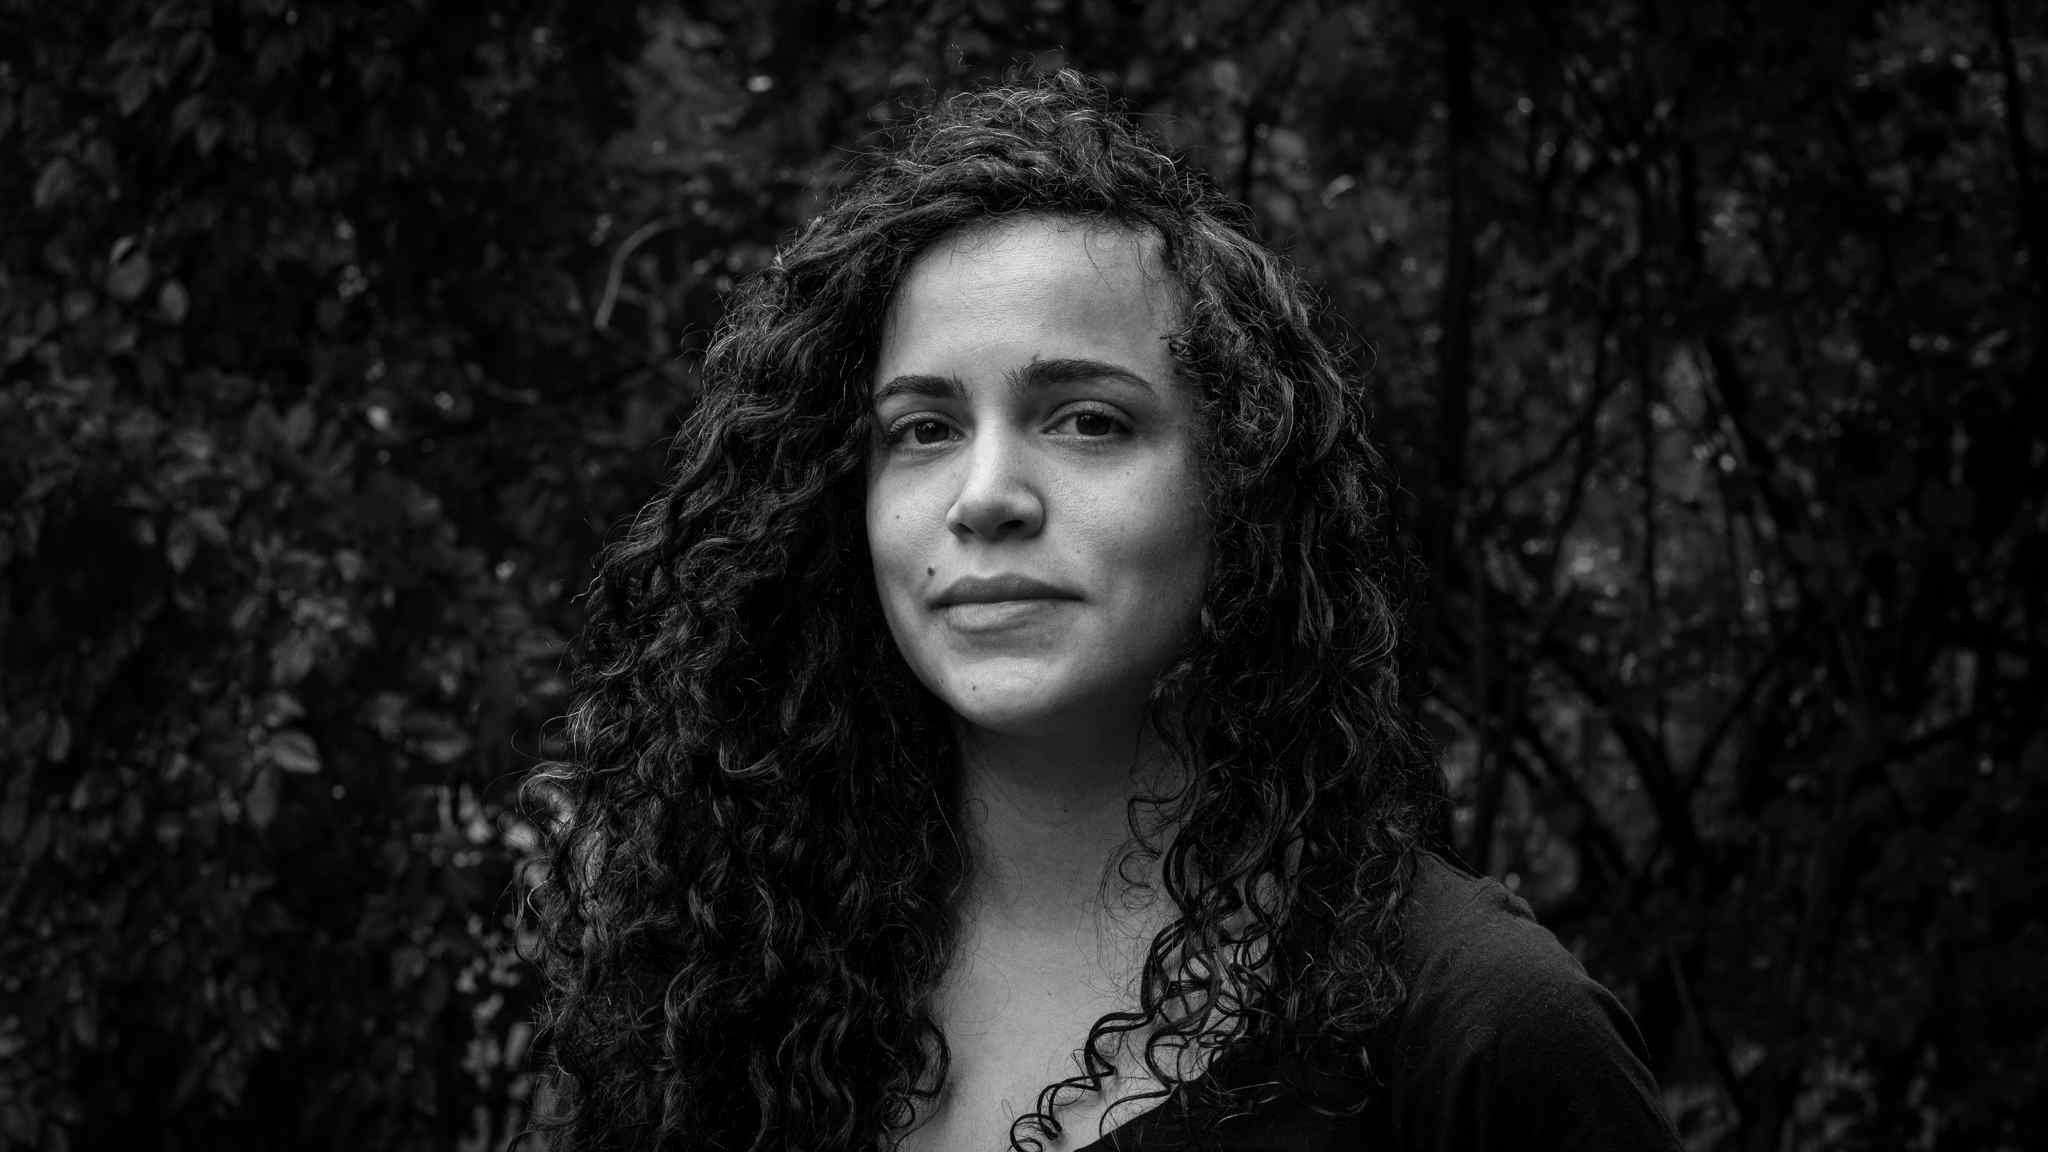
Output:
[1393, 852, 1604, 1041]
[1374, 851, 1683, 1151]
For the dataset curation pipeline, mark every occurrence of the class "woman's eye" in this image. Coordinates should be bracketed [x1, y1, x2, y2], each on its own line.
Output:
[1054, 409, 1129, 438]
[887, 417, 955, 446]
[913, 419, 958, 445]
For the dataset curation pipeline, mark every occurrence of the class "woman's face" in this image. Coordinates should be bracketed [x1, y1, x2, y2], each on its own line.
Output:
[865, 215, 1210, 741]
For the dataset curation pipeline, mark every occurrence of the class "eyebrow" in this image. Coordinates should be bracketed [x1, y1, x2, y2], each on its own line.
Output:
[871, 357, 1158, 406]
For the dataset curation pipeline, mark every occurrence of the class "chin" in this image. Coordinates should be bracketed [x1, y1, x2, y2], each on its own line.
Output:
[935, 680, 1072, 736]
[929, 667, 1147, 741]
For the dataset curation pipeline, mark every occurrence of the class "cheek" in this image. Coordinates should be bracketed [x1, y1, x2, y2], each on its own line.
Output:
[865, 481, 929, 610]
[1148, 452, 1208, 549]
[1161, 473, 1213, 621]
[1106, 463, 1210, 614]
[864, 489, 902, 588]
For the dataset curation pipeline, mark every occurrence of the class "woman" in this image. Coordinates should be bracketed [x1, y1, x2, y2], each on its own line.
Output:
[522, 70, 1683, 1152]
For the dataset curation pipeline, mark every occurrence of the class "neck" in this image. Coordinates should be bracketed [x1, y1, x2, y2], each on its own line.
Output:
[949, 716, 1185, 954]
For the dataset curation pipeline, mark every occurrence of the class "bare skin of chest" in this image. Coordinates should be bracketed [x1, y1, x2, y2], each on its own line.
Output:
[893, 978, 1181, 1152]
[892, 930, 1229, 1152]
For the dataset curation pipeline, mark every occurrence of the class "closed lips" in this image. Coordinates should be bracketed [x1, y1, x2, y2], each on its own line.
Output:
[932, 575, 1080, 606]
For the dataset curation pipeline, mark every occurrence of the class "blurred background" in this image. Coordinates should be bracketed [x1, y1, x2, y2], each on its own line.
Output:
[3, 1, 2043, 1149]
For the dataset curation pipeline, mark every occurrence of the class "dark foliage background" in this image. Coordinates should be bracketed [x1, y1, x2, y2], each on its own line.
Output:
[3, 1, 2042, 1149]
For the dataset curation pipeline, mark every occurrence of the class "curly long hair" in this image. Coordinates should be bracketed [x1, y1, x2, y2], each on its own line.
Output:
[520, 69, 1446, 1152]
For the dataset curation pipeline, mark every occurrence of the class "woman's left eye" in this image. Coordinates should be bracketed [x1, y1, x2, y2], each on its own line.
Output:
[1051, 408, 1130, 438]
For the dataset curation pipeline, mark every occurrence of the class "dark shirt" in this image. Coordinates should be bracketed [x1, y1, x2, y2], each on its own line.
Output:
[1078, 852, 1684, 1151]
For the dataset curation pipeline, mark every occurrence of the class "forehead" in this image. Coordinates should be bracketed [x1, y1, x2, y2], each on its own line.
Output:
[874, 215, 1182, 376]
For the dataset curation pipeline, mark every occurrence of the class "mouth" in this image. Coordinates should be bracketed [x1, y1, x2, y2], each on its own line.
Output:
[935, 598, 1077, 633]
[930, 574, 1082, 609]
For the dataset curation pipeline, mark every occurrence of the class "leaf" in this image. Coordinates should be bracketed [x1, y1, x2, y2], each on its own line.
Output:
[107, 248, 152, 302]
[246, 763, 280, 829]
[172, 427, 213, 460]
[208, 1046, 249, 1106]
[153, 810, 184, 846]
[403, 708, 472, 764]
[177, 30, 215, 86]
[115, 408, 164, 451]
[230, 593, 263, 632]
[70, 1002, 99, 1049]
[33, 158, 73, 209]
[116, 67, 151, 116]
[157, 280, 189, 324]
[269, 729, 322, 774]
[165, 516, 197, 572]
[418, 732, 473, 765]
[171, 94, 204, 138]
[360, 55, 400, 95]
[189, 508, 229, 544]
[283, 402, 315, 448]
[365, 692, 407, 739]
[271, 632, 315, 685]
[260, 691, 306, 726]
[47, 714, 71, 761]
[62, 288, 95, 322]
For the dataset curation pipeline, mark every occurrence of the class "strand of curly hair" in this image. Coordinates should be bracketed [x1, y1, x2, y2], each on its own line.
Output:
[517, 68, 1448, 1152]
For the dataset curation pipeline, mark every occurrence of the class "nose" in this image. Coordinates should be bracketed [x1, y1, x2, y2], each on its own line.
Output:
[945, 432, 1044, 541]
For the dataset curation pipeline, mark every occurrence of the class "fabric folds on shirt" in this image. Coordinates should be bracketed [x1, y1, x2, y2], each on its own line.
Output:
[1072, 851, 1684, 1152]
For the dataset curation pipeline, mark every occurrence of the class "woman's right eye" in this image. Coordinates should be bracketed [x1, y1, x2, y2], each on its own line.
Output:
[887, 417, 957, 447]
